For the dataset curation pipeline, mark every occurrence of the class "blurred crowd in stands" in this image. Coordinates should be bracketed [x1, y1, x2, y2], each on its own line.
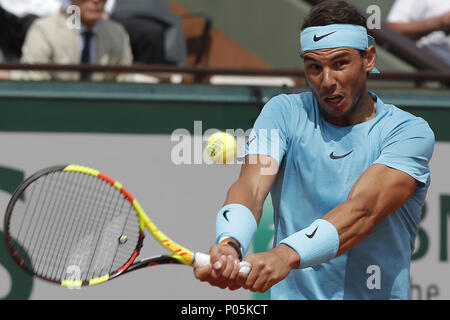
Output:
[0, 0, 449, 83]
[0, 0, 187, 81]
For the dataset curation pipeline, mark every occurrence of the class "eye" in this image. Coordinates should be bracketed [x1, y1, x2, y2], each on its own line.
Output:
[307, 63, 321, 72]
[334, 60, 348, 68]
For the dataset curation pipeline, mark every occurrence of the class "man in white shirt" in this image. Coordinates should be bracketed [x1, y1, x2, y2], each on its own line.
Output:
[387, 0, 450, 66]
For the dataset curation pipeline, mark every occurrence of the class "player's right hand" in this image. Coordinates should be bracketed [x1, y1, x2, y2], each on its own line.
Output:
[193, 243, 243, 290]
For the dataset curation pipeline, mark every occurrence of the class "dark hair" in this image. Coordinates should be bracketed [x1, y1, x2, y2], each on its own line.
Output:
[302, 0, 366, 30]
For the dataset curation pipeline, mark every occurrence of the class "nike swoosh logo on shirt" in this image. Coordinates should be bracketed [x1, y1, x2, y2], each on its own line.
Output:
[330, 150, 353, 159]
[313, 31, 336, 42]
[246, 136, 256, 146]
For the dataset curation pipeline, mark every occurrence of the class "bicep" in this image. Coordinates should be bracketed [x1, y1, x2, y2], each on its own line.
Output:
[324, 164, 418, 255]
[348, 164, 417, 219]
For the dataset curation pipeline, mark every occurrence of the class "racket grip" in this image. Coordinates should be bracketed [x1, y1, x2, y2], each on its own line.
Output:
[193, 252, 251, 275]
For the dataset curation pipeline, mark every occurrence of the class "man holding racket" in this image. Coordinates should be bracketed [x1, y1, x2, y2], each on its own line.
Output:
[194, 0, 435, 299]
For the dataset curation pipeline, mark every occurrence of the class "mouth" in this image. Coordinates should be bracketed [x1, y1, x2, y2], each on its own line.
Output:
[88, 8, 103, 14]
[323, 94, 345, 107]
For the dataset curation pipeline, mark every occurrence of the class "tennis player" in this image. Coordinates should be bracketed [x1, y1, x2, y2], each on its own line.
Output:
[194, 0, 435, 299]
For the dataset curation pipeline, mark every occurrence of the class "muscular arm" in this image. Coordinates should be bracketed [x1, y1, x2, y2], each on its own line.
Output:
[323, 164, 418, 256]
[242, 163, 418, 293]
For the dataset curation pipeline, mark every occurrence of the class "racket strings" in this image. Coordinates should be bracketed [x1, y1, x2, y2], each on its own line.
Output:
[35, 171, 86, 278]
[21, 172, 95, 278]
[18, 173, 56, 254]
[93, 190, 136, 277]
[46, 171, 104, 280]
[82, 178, 130, 278]
[56, 172, 112, 280]
[7, 170, 141, 283]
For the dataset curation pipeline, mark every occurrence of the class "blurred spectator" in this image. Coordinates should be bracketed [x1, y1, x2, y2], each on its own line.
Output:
[0, 0, 62, 60]
[11, 0, 133, 81]
[387, 0, 450, 66]
[61, 0, 115, 15]
[111, 0, 187, 65]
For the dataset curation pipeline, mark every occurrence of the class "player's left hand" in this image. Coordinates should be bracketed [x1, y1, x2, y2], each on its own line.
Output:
[237, 244, 300, 293]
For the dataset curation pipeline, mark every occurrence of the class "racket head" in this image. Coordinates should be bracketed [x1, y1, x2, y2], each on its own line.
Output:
[3, 165, 189, 288]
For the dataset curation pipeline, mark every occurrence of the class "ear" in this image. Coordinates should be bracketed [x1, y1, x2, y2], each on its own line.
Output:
[364, 46, 377, 73]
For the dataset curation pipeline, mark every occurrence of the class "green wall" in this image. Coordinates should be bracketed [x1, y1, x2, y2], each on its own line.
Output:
[0, 81, 448, 139]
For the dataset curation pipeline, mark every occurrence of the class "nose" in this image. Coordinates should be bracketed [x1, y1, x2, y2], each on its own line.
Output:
[320, 68, 337, 94]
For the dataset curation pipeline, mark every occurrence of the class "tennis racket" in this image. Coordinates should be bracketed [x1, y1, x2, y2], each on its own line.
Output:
[3, 164, 251, 288]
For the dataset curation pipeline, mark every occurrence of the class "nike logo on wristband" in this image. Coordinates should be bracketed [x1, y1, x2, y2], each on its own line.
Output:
[223, 210, 230, 221]
[306, 226, 318, 239]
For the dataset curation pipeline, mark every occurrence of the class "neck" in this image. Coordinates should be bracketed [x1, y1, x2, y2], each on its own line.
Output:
[354, 90, 377, 123]
[326, 90, 376, 127]
[81, 19, 97, 29]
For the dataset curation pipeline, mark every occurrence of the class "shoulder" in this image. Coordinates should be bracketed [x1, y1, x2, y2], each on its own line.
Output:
[387, 104, 433, 134]
[264, 92, 313, 114]
[264, 91, 318, 121]
[98, 18, 129, 38]
[379, 103, 435, 147]
[255, 92, 316, 137]
[29, 12, 65, 31]
[25, 12, 70, 43]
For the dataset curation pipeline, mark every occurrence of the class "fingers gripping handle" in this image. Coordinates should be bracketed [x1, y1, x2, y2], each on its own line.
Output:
[193, 252, 251, 275]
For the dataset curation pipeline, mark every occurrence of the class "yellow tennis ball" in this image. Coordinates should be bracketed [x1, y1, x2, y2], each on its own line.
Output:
[206, 131, 237, 164]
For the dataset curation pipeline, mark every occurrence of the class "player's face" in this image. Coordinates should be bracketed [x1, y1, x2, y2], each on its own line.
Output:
[303, 47, 373, 126]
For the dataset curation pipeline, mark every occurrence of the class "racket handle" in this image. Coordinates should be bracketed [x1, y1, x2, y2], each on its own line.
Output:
[193, 252, 251, 275]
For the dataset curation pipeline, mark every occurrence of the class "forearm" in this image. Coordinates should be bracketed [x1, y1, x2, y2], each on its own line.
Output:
[224, 179, 264, 224]
[223, 157, 277, 223]
[387, 16, 444, 40]
[218, 156, 277, 253]
[323, 197, 378, 256]
[280, 196, 387, 270]
[217, 179, 264, 255]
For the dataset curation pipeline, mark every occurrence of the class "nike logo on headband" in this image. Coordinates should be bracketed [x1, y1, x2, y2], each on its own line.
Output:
[313, 31, 336, 42]
[223, 210, 230, 221]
